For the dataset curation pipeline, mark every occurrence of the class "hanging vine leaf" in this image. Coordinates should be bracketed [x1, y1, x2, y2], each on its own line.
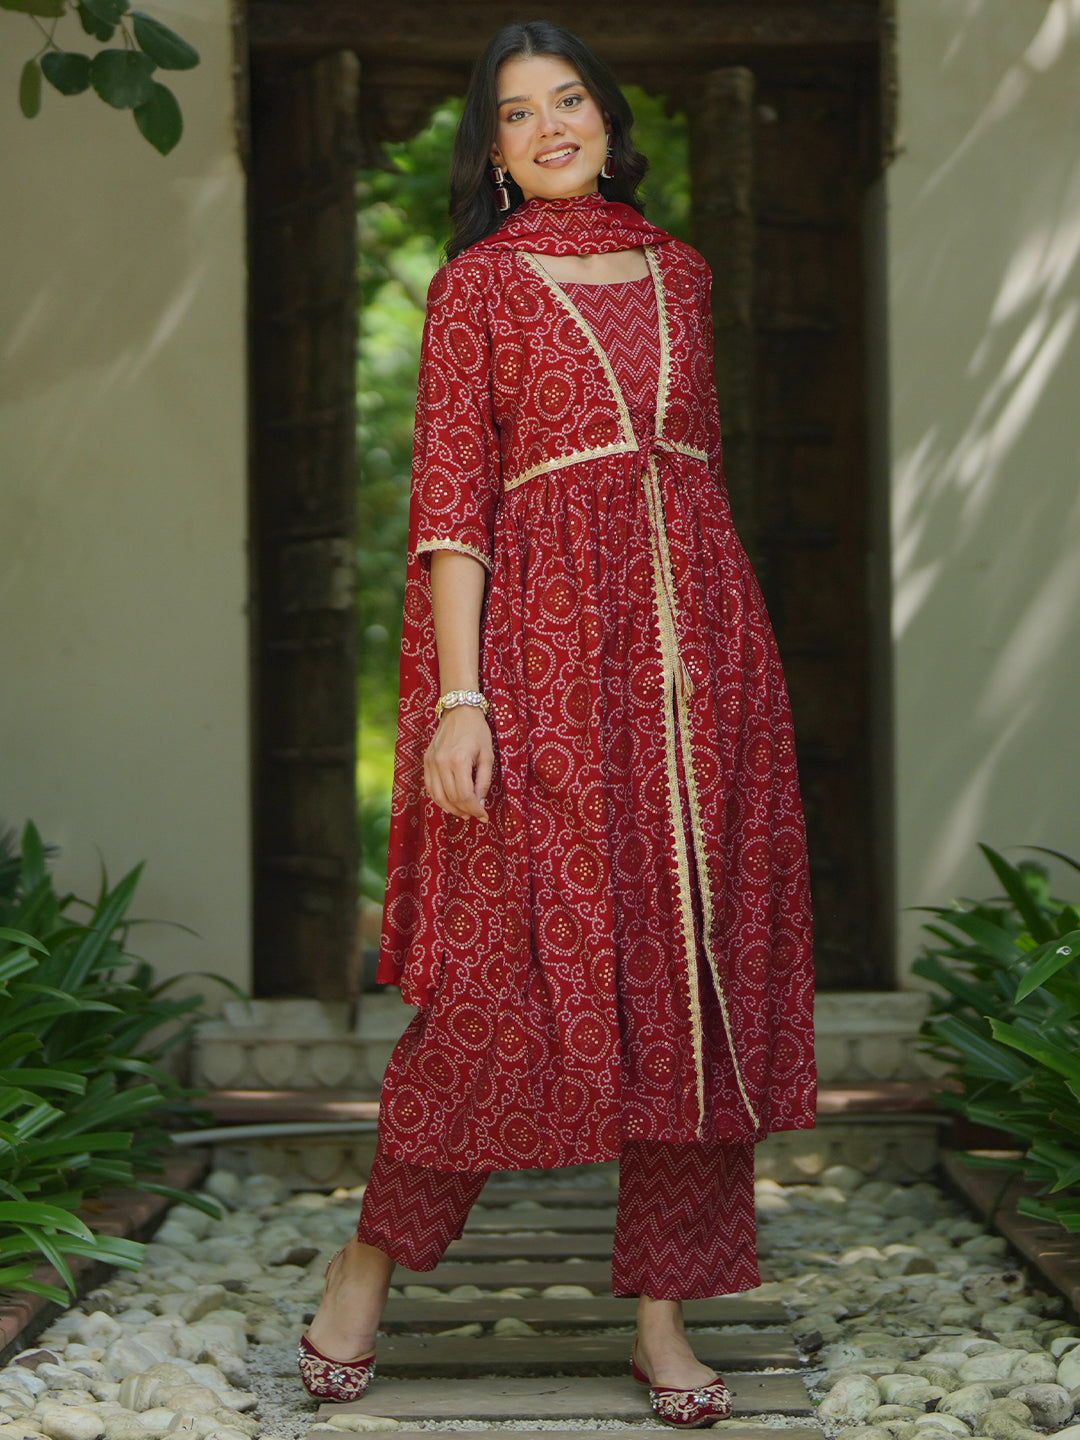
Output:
[131, 12, 198, 70]
[18, 58, 42, 117]
[90, 48, 155, 109]
[0, 0, 65, 16]
[41, 51, 93, 97]
[75, 0, 114, 40]
[8, 0, 198, 151]
[133, 80, 181, 155]
[80, 0, 128, 23]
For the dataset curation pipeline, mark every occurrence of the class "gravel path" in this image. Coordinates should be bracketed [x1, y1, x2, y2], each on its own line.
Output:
[0, 1163, 1076, 1440]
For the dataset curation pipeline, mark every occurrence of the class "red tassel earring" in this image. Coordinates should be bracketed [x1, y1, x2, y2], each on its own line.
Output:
[490, 163, 511, 212]
[600, 132, 616, 179]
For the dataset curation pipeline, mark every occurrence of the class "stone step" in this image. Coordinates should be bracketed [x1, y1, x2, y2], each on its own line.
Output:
[464, 1207, 618, 1233]
[386, 1432, 821, 1440]
[318, 1371, 814, 1421]
[443, 1232, 618, 1259]
[369, 1331, 799, 1377]
[381, 1296, 788, 1329]
[475, 1186, 619, 1208]
[392, 1260, 617, 1289]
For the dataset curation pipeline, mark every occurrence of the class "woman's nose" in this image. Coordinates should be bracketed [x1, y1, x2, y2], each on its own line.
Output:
[536, 110, 566, 136]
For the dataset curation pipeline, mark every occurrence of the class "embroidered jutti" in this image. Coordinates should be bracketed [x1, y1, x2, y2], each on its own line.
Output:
[376, 190, 816, 1171]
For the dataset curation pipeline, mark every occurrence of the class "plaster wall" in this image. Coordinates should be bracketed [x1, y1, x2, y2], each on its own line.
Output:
[888, 0, 1080, 974]
[0, 2, 250, 994]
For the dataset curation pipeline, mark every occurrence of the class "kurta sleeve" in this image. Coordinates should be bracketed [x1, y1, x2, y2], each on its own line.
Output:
[409, 261, 501, 574]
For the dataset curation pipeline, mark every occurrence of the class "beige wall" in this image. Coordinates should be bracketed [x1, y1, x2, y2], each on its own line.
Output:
[0, 2, 250, 994]
[889, 0, 1080, 975]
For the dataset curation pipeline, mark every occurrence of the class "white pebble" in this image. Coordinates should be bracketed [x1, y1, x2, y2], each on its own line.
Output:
[492, 1317, 538, 1336]
[1058, 1347, 1080, 1389]
[819, 1375, 882, 1423]
[33, 1404, 104, 1440]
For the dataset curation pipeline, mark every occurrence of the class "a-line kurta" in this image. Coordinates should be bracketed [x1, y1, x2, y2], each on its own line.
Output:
[376, 191, 815, 1171]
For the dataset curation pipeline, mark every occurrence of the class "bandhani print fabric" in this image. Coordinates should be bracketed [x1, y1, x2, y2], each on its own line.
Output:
[376, 191, 816, 1171]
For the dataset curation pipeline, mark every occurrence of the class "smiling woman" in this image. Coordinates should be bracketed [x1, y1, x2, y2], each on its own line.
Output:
[445, 21, 650, 261]
[300, 17, 815, 1428]
[487, 54, 654, 285]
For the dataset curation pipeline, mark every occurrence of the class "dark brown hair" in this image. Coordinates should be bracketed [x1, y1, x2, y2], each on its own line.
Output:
[445, 20, 649, 261]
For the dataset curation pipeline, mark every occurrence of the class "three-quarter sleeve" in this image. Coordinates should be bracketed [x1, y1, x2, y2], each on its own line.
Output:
[409, 261, 501, 574]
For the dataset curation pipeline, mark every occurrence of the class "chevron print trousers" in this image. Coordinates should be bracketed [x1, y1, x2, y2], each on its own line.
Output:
[356, 1139, 759, 1298]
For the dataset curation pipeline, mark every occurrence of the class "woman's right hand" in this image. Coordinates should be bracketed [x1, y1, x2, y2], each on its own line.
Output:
[423, 705, 493, 822]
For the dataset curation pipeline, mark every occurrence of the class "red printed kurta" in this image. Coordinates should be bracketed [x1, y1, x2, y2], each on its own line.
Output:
[376, 192, 815, 1171]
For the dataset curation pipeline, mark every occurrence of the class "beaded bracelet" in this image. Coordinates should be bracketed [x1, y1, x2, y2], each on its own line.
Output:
[434, 688, 490, 722]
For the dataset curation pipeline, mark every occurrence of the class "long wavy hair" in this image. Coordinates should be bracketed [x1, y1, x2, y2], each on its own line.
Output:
[445, 21, 649, 262]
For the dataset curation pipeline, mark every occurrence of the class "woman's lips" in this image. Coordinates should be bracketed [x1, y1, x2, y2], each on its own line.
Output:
[535, 145, 580, 168]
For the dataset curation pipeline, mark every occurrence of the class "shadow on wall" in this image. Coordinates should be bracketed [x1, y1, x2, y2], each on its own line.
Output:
[890, 0, 1080, 948]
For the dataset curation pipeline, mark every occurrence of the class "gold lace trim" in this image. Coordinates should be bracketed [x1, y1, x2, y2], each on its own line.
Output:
[675, 665, 760, 1128]
[656, 437, 709, 463]
[649, 523, 706, 1124]
[503, 442, 638, 493]
[415, 537, 493, 573]
[647, 246, 672, 437]
[643, 454, 760, 1130]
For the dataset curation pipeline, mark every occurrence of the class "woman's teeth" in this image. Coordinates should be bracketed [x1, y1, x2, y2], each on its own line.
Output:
[537, 146, 578, 165]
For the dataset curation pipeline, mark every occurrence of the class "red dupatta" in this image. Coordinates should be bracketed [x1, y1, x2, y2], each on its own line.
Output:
[470, 188, 675, 257]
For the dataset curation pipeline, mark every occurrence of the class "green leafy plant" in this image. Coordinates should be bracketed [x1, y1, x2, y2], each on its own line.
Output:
[914, 843, 1080, 1232]
[6, 0, 199, 154]
[0, 820, 218, 1301]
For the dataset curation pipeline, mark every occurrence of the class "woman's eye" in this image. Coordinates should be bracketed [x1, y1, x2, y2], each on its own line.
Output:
[508, 109, 528, 122]
[560, 95, 583, 108]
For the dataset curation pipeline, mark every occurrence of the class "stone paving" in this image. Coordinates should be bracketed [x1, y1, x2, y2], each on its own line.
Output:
[0, 1163, 1077, 1440]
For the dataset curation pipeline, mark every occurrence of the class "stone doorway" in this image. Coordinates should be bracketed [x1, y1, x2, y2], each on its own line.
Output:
[243, 0, 897, 999]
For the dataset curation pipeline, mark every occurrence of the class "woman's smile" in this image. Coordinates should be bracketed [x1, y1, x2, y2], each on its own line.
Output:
[534, 143, 580, 167]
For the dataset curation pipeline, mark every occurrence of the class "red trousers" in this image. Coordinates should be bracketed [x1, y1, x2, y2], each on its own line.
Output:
[357, 1140, 759, 1299]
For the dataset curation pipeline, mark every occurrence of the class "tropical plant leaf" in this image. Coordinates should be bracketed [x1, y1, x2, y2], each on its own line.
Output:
[989, 1018, 1080, 1084]
[0, 1262, 67, 1302]
[0, 928, 47, 954]
[1025, 845, 1080, 876]
[1016, 929, 1080, 1001]
[136, 1182, 222, 1218]
[0, 1202, 94, 1239]
[0, 1069, 85, 1094]
[929, 1014, 1033, 1084]
[57, 1232, 144, 1267]
[928, 912, 1021, 965]
[17, 1226, 76, 1291]
[979, 844, 1056, 944]
[0, 950, 40, 985]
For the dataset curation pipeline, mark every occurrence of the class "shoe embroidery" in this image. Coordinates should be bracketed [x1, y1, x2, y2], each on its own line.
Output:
[297, 1336, 376, 1402]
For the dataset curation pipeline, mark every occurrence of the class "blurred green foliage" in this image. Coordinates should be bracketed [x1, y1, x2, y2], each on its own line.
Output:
[356, 89, 690, 878]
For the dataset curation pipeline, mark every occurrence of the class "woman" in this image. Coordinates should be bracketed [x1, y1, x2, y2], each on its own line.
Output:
[299, 20, 815, 1429]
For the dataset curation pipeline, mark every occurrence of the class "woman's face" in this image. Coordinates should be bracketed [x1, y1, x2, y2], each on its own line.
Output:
[489, 53, 610, 203]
